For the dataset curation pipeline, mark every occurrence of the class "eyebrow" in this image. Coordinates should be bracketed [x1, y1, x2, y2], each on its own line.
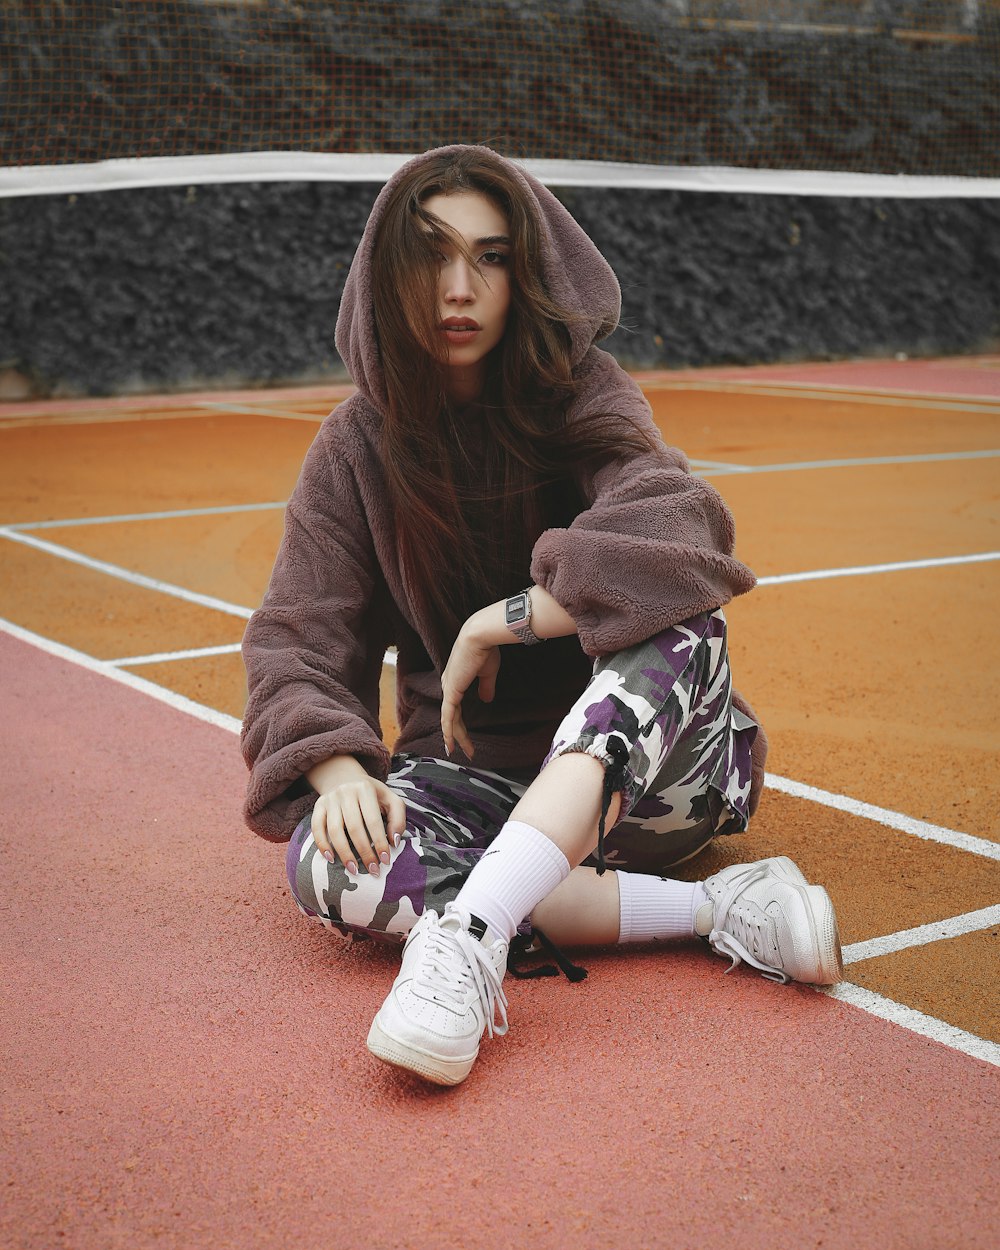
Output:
[426, 230, 511, 247]
[422, 228, 512, 249]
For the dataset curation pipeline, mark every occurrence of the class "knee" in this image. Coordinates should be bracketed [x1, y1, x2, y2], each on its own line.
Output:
[285, 819, 323, 916]
[285, 821, 416, 944]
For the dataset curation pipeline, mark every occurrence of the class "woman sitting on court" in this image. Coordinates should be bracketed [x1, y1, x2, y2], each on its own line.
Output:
[241, 144, 843, 1086]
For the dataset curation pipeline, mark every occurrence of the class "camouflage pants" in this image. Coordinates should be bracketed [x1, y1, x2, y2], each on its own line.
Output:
[286, 609, 756, 945]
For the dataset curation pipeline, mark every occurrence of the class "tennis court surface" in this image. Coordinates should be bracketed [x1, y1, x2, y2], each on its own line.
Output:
[2, 356, 998, 1249]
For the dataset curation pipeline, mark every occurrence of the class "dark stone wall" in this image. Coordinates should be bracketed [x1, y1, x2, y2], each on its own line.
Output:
[566, 188, 1000, 369]
[1, 183, 997, 398]
[0, 183, 375, 397]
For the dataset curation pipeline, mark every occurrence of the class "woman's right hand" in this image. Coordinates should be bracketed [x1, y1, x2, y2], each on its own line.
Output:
[306, 756, 407, 877]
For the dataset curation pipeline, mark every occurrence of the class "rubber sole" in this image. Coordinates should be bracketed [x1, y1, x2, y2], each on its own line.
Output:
[770, 856, 844, 982]
[802, 884, 845, 984]
[366, 1017, 478, 1086]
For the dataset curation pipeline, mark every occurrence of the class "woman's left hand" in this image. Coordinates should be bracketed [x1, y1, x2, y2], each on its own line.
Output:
[440, 624, 501, 760]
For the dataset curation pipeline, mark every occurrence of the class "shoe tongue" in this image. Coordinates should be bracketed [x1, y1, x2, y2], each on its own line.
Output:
[442, 909, 501, 948]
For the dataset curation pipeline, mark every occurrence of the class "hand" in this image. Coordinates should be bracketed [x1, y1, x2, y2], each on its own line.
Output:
[311, 776, 407, 877]
[440, 626, 501, 760]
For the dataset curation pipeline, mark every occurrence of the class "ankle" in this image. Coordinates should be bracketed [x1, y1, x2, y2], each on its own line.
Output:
[616, 874, 708, 944]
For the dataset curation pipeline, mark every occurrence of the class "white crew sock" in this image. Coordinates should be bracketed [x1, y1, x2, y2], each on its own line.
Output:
[455, 819, 571, 944]
[617, 873, 709, 943]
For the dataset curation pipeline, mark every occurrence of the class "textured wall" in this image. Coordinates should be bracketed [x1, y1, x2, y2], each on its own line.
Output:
[1, 183, 998, 398]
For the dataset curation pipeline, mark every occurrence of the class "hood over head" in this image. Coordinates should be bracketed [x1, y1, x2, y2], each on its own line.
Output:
[334, 145, 622, 412]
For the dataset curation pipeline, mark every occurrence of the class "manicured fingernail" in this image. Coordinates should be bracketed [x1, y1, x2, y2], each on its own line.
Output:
[380, 850, 391, 865]
[322, 850, 335, 863]
[368, 862, 380, 877]
[392, 833, 401, 848]
[346, 860, 358, 876]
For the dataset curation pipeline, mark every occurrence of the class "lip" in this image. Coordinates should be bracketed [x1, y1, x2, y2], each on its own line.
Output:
[439, 317, 481, 330]
[440, 318, 482, 347]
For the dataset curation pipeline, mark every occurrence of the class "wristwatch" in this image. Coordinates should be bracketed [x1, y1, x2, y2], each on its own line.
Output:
[505, 587, 542, 646]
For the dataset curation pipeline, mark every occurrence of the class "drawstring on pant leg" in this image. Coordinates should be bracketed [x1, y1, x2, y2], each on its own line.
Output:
[596, 734, 631, 877]
[507, 928, 588, 982]
[506, 731, 632, 983]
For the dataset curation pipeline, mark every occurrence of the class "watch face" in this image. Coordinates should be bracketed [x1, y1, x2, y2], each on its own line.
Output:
[505, 592, 528, 626]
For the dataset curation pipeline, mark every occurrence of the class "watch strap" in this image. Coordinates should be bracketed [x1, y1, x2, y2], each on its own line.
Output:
[505, 587, 542, 646]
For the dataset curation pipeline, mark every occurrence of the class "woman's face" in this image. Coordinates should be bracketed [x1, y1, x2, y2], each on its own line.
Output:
[421, 190, 512, 401]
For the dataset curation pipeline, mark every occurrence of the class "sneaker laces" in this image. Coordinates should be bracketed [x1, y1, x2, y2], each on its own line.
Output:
[707, 863, 792, 985]
[413, 913, 510, 1039]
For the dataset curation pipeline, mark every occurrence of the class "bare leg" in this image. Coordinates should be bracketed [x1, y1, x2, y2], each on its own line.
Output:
[509, 751, 622, 866]
[529, 864, 621, 945]
[507, 752, 623, 945]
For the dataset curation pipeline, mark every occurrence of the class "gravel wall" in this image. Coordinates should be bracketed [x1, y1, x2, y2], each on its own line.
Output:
[1, 183, 998, 398]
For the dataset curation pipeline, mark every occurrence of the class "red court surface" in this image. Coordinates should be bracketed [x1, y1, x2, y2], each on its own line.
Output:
[1, 357, 999, 1249]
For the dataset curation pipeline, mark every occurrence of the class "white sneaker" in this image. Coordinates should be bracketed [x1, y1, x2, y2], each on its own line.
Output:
[366, 904, 510, 1085]
[697, 856, 843, 985]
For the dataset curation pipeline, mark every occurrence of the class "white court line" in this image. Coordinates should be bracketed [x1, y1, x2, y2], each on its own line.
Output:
[197, 402, 327, 423]
[642, 379, 1000, 413]
[0, 408, 236, 431]
[3, 527, 996, 653]
[688, 458, 754, 473]
[643, 377, 1000, 405]
[6, 502, 287, 532]
[698, 449, 1000, 476]
[821, 982, 1000, 1068]
[1, 612, 996, 1068]
[108, 642, 246, 667]
[843, 906, 1000, 965]
[110, 641, 394, 668]
[6, 449, 994, 533]
[0, 616, 242, 735]
[764, 772, 1000, 861]
[0, 528, 254, 620]
[757, 551, 1000, 587]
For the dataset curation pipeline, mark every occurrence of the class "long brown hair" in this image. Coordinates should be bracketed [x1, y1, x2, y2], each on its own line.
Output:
[370, 148, 655, 653]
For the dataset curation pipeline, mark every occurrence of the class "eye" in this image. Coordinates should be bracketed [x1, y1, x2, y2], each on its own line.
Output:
[479, 250, 508, 267]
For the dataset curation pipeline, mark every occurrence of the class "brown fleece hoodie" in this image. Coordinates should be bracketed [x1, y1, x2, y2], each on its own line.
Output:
[241, 146, 766, 842]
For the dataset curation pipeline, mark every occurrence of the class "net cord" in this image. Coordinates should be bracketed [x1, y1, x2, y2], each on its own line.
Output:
[2, 153, 999, 200]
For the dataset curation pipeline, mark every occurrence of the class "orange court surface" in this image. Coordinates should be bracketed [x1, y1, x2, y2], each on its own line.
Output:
[1, 355, 998, 1249]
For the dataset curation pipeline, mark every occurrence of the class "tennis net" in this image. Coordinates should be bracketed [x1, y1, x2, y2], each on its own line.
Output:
[3, 0, 999, 193]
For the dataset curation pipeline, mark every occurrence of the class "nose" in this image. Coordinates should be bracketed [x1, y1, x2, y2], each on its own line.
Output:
[441, 255, 477, 305]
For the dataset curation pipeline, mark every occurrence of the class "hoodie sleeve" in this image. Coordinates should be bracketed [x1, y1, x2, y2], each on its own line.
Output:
[241, 424, 392, 842]
[530, 352, 757, 657]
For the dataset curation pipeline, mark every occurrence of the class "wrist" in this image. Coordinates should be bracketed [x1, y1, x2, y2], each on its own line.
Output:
[504, 585, 542, 646]
[463, 601, 510, 648]
[307, 753, 369, 794]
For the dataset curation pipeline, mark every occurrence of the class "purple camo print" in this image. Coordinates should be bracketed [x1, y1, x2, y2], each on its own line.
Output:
[285, 610, 754, 943]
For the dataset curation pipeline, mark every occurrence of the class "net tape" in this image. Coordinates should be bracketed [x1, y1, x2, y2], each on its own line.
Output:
[2, 1, 999, 179]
